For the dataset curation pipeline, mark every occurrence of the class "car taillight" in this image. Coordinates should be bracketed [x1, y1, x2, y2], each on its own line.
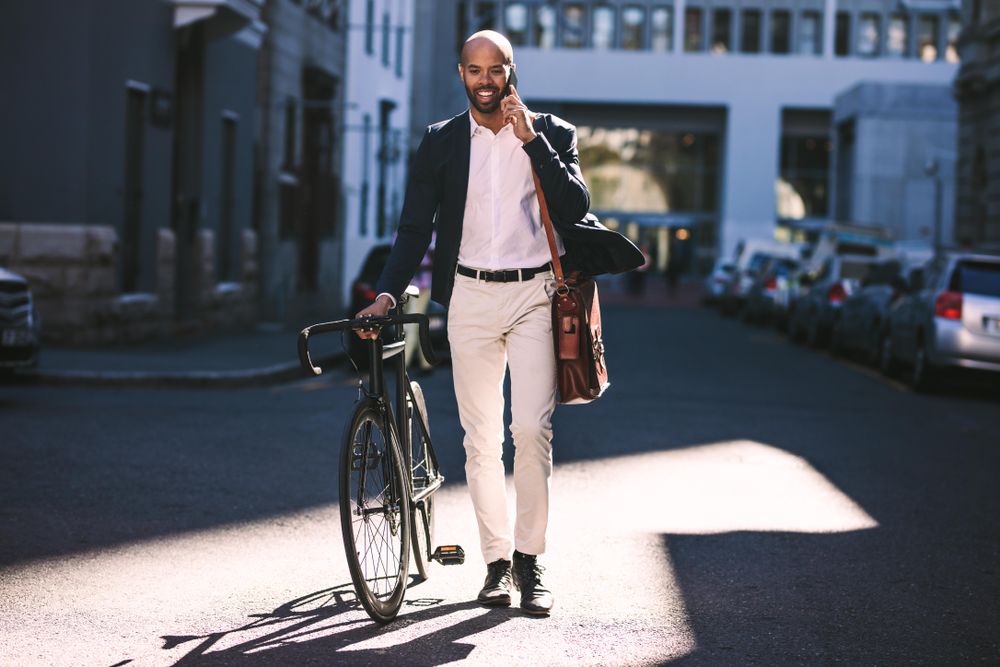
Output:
[764, 277, 777, 292]
[934, 291, 962, 320]
[827, 283, 847, 304]
[353, 283, 377, 302]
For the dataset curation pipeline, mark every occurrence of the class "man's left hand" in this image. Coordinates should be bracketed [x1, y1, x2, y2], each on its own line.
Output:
[501, 85, 537, 144]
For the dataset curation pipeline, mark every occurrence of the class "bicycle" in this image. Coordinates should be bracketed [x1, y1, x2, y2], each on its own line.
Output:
[297, 290, 465, 624]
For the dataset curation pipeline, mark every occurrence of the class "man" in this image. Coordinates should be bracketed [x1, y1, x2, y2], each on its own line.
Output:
[356, 30, 640, 616]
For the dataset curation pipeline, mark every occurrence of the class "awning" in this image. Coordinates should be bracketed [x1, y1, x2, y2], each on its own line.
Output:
[171, 0, 262, 30]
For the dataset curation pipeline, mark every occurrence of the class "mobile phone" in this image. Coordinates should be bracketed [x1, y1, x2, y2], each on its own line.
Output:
[502, 67, 518, 99]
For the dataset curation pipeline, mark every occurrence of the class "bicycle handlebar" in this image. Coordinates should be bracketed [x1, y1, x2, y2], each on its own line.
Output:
[297, 313, 440, 376]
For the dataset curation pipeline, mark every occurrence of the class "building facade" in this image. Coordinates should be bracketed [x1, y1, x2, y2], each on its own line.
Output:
[340, 0, 416, 307]
[953, 0, 1000, 246]
[413, 0, 961, 272]
[255, 0, 348, 323]
[0, 0, 265, 343]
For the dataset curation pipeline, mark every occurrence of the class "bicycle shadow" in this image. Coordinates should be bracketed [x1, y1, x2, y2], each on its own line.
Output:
[165, 581, 517, 666]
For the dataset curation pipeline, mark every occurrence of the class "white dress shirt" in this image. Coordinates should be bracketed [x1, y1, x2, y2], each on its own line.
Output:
[458, 111, 564, 271]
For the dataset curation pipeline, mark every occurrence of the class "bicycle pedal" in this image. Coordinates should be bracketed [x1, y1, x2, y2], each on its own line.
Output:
[430, 545, 465, 565]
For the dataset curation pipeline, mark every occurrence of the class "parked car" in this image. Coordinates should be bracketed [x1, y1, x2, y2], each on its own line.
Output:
[702, 258, 735, 305]
[0, 267, 41, 372]
[786, 255, 882, 347]
[742, 256, 800, 325]
[829, 258, 923, 363]
[879, 252, 1000, 391]
[346, 244, 448, 364]
[720, 241, 801, 316]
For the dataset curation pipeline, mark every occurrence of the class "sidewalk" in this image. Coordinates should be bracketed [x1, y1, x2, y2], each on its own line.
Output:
[8, 322, 345, 389]
[6, 277, 703, 390]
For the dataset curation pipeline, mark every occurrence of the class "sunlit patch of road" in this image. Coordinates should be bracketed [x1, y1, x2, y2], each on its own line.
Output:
[0, 440, 875, 666]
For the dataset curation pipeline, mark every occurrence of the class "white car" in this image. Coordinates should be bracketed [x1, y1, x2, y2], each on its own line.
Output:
[0, 267, 41, 371]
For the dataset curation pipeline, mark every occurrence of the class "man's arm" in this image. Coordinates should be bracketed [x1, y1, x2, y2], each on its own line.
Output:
[521, 119, 590, 223]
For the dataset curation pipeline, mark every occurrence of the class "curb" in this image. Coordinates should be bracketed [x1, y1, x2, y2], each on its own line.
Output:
[7, 353, 344, 389]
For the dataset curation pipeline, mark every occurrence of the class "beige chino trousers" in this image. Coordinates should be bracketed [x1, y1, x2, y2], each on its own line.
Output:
[447, 270, 558, 564]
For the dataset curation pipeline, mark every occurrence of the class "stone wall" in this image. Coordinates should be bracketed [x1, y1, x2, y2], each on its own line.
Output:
[0, 223, 259, 344]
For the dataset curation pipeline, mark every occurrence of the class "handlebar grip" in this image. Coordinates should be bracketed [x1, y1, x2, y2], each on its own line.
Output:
[296, 313, 440, 376]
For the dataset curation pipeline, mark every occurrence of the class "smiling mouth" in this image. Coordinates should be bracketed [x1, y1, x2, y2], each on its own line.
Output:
[476, 89, 498, 100]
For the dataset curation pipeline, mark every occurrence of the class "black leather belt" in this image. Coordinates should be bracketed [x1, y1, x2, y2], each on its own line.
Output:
[456, 262, 552, 283]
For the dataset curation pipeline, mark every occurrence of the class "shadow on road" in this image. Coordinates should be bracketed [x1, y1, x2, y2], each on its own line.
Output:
[165, 583, 514, 666]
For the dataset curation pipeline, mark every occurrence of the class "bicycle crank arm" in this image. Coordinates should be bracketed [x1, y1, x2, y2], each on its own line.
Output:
[430, 545, 466, 565]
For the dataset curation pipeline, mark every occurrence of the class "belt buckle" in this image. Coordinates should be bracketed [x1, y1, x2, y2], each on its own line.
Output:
[517, 268, 524, 281]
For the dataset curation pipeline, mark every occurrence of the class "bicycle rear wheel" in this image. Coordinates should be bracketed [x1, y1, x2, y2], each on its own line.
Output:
[340, 399, 411, 624]
[407, 381, 438, 580]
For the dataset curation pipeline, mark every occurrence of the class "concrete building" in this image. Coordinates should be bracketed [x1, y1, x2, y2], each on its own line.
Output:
[255, 0, 348, 323]
[340, 0, 416, 307]
[953, 0, 1000, 246]
[412, 0, 961, 272]
[831, 82, 957, 247]
[0, 0, 265, 343]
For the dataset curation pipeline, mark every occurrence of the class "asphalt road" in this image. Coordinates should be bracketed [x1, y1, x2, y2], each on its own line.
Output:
[2, 305, 999, 665]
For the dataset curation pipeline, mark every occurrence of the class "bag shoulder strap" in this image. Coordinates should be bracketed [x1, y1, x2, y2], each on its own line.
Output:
[531, 169, 566, 290]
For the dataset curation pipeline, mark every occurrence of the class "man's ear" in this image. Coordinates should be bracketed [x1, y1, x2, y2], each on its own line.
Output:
[457, 63, 464, 80]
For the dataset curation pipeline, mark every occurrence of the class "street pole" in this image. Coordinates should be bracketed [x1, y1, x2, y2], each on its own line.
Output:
[925, 159, 942, 256]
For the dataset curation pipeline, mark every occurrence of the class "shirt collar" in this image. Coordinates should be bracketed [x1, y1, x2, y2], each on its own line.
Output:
[468, 109, 513, 138]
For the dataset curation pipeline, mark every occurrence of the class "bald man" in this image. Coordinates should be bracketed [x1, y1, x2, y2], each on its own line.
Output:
[355, 30, 592, 616]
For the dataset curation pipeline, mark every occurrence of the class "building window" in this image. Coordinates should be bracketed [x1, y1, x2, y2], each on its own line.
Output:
[946, 14, 961, 63]
[799, 11, 821, 55]
[741, 9, 761, 53]
[534, 5, 556, 48]
[684, 8, 703, 52]
[562, 4, 586, 48]
[711, 9, 731, 54]
[592, 4, 615, 50]
[835, 120, 855, 221]
[473, 2, 496, 31]
[651, 6, 673, 51]
[504, 3, 528, 46]
[456, 1, 467, 55]
[395, 25, 404, 77]
[771, 10, 791, 54]
[779, 134, 831, 219]
[835, 11, 851, 57]
[283, 98, 296, 169]
[360, 113, 371, 236]
[381, 11, 390, 66]
[887, 14, 907, 58]
[622, 5, 645, 50]
[918, 15, 939, 62]
[365, 0, 374, 54]
[576, 127, 721, 214]
[857, 13, 880, 57]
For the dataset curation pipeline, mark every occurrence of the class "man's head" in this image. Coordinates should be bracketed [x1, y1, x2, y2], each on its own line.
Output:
[458, 30, 515, 115]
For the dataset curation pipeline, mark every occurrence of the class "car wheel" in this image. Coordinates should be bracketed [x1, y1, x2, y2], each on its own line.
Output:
[878, 332, 898, 377]
[910, 340, 938, 393]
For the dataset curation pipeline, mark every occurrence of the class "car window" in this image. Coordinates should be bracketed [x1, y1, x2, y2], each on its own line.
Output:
[949, 261, 1000, 297]
[747, 253, 770, 274]
[839, 261, 873, 281]
[865, 260, 901, 285]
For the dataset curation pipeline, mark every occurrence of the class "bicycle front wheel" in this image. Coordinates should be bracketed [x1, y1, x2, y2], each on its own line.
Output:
[340, 399, 411, 624]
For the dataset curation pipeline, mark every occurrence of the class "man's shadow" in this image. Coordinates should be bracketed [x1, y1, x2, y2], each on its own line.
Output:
[164, 580, 517, 666]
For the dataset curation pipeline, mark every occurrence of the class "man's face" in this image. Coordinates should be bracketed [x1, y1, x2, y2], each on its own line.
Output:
[459, 44, 510, 114]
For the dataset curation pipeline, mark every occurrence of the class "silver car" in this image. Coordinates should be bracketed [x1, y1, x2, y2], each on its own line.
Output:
[881, 252, 1000, 391]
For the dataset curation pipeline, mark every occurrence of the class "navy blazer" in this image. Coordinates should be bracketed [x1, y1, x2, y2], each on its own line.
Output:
[375, 110, 642, 307]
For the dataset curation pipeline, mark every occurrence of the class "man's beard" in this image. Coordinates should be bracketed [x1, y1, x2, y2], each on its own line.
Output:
[466, 84, 502, 114]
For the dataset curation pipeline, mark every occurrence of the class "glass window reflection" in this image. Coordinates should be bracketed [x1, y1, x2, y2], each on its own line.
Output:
[504, 3, 528, 46]
[534, 6, 556, 48]
[887, 14, 907, 58]
[741, 9, 761, 53]
[779, 135, 831, 219]
[712, 9, 731, 54]
[651, 6, 673, 51]
[577, 127, 720, 214]
[771, 10, 790, 54]
[592, 4, 615, 50]
[622, 5, 645, 50]
[799, 11, 821, 55]
[946, 15, 961, 63]
[918, 15, 939, 62]
[563, 4, 586, 49]
[858, 13, 880, 57]
[685, 8, 703, 52]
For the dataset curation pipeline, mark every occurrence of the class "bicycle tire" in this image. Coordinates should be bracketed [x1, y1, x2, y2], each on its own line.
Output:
[407, 381, 437, 580]
[339, 398, 411, 624]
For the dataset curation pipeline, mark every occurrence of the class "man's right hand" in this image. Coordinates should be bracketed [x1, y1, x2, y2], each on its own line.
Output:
[354, 295, 393, 339]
